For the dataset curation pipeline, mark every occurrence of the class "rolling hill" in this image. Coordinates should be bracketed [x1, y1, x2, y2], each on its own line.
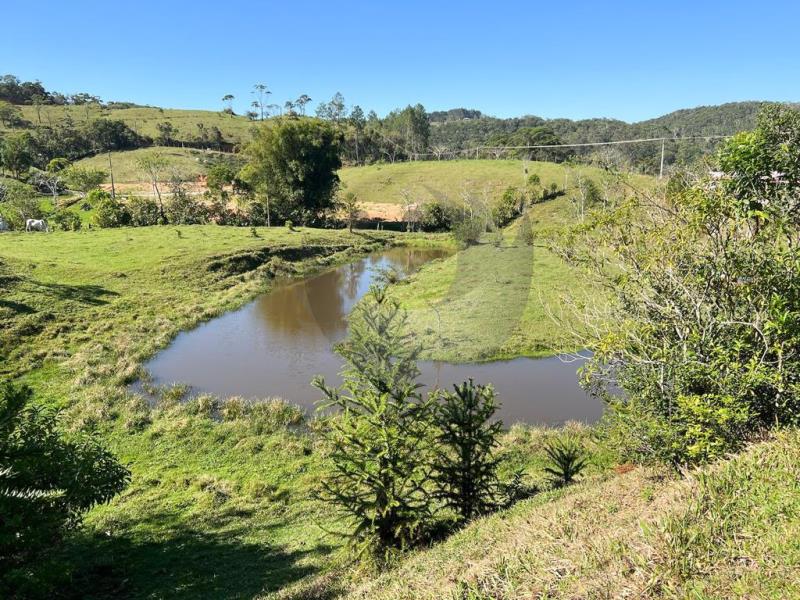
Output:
[5, 103, 255, 146]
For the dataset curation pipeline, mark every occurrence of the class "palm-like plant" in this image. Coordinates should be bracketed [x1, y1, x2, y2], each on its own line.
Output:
[543, 437, 589, 487]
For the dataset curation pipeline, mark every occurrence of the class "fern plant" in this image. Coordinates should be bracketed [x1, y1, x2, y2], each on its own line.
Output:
[543, 437, 589, 487]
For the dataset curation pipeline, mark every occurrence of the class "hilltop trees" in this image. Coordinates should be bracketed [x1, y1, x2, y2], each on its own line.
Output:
[383, 104, 430, 158]
[252, 83, 270, 120]
[244, 117, 341, 225]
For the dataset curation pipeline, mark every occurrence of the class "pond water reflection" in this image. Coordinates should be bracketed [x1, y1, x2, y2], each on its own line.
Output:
[141, 247, 600, 425]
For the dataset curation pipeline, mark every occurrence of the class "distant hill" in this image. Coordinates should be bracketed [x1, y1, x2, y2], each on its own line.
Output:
[429, 101, 783, 170]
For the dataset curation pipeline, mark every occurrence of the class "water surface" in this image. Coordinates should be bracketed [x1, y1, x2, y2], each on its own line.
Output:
[142, 247, 600, 425]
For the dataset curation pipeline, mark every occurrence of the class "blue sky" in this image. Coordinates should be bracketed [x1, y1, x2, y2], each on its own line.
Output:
[3, 0, 799, 122]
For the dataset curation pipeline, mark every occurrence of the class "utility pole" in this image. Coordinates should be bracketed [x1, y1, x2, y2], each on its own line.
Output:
[659, 139, 666, 180]
[108, 152, 116, 199]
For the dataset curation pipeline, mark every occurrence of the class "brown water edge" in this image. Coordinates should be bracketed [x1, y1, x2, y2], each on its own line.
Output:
[136, 247, 601, 426]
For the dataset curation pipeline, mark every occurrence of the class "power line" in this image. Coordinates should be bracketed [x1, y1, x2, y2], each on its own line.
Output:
[472, 134, 732, 151]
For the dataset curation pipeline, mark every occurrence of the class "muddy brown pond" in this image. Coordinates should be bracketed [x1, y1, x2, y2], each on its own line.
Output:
[140, 247, 601, 425]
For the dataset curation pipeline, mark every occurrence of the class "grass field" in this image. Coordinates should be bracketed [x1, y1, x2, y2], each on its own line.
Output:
[6, 103, 255, 145]
[338, 159, 653, 205]
[75, 146, 239, 183]
[389, 194, 602, 361]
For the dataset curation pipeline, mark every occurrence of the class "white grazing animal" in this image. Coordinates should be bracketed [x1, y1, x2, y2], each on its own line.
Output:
[25, 219, 49, 232]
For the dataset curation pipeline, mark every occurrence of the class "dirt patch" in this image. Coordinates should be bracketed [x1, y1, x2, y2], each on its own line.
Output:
[359, 202, 405, 221]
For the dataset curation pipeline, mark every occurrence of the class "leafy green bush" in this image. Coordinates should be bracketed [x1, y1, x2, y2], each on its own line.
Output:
[419, 200, 456, 232]
[0, 180, 40, 229]
[128, 195, 161, 226]
[0, 382, 129, 595]
[50, 210, 82, 231]
[492, 186, 523, 227]
[452, 217, 484, 247]
[517, 213, 534, 246]
[92, 192, 131, 228]
[558, 105, 800, 467]
[165, 189, 207, 225]
[432, 380, 502, 521]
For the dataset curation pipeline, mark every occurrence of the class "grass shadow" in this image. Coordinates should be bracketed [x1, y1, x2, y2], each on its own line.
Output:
[58, 525, 329, 599]
[0, 299, 35, 314]
[31, 281, 119, 306]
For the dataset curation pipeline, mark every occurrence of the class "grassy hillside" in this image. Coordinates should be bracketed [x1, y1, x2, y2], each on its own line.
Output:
[339, 428, 800, 600]
[9, 103, 255, 144]
[338, 159, 649, 205]
[75, 146, 239, 182]
[390, 195, 597, 361]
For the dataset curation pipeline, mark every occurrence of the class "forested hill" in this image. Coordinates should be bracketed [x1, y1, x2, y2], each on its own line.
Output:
[431, 101, 768, 146]
[430, 101, 781, 170]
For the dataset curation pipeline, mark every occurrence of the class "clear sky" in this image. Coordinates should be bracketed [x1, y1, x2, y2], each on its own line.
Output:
[3, 0, 799, 122]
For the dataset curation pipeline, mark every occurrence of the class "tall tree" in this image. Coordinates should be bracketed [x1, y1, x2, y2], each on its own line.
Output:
[221, 94, 235, 116]
[0, 132, 34, 178]
[252, 83, 270, 120]
[295, 94, 311, 115]
[243, 117, 341, 224]
[313, 287, 436, 554]
[136, 152, 169, 223]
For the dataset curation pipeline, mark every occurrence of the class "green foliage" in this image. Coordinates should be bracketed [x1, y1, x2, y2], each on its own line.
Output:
[46, 157, 70, 173]
[559, 105, 800, 467]
[50, 210, 82, 231]
[452, 217, 484, 247]
[0, 100, 24, 127]
[543, 437, 589, 487]
[0, 179, 40, 228]
[338, 190, 361, 232]
[488, 126, 567, 161]
[717, 103, 800, 215]
[517, 213, 534, 245]
[93, 192, 131, 228]
[127, 195, 161, 226]
[431, 380, 502, 522]
[419, 200, 456, 232]
[0, 382, 129, 594]
[244, 117, 342, 225]
[313, 287, 436, 556]
[165, 182, 207, 225]
[84, 118, 146, 151]
[64, 165, 107, 196]
[429, 101, 765, 174]
[492, 186, 523, 226]
[1, 131, 34, 178]
[206, 163, 236, 194]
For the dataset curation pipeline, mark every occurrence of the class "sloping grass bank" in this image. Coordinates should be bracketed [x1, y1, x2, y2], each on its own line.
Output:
[390, 196, 597, 361]
[338, 429, 800, 600]
[0, 226, 406, 399]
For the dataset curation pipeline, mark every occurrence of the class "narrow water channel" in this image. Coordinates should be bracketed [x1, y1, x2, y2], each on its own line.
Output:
[141, 247, 600, 425]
